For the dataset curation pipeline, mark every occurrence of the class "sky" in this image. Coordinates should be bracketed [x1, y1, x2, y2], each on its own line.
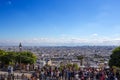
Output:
[0, 0, 120, 46]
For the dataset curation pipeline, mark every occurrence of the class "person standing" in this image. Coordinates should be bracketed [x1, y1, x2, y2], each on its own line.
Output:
[8, 65, 11, 75]
[26, 64, 30, 72]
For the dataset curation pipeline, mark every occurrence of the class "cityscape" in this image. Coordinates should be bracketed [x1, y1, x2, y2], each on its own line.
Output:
[0, 45, 115, 67]
[0, 44, 118, 80]
[0, 0, 120, 80]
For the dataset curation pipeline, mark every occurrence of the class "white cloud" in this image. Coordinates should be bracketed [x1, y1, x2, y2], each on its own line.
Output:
[0, 36, 120, 46]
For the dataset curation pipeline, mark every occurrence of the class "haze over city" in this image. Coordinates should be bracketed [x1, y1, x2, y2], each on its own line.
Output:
[0, 0, 120, 46]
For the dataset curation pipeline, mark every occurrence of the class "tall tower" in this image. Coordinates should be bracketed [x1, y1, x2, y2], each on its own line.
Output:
[19, 42, 22, 51]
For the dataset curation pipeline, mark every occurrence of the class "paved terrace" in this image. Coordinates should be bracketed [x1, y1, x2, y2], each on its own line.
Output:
[0, 70, 32, 80]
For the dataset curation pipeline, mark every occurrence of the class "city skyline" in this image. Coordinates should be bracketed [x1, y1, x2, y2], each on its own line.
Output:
[0, 0, 120, 46]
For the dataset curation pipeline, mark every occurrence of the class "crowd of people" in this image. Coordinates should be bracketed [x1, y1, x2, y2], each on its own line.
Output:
[30, 66, 120, 80]
[0, 64, 119, 80]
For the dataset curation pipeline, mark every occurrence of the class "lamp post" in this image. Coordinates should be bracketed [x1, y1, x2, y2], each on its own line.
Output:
[19, 42, 22, 72]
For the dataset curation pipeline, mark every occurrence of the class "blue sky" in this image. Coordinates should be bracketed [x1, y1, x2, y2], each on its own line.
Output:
[0, 0, 120, 46]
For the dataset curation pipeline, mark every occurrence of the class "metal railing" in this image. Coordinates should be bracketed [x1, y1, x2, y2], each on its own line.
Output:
[0, 73, 30, 80]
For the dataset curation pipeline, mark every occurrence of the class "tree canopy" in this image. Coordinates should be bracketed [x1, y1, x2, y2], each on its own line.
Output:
[109, 47, 120, 68]
[0, 49, 37, 65]
[59, 63, 79, 71]
[18, 51, 37, 64]
[77, 55, 84, 66]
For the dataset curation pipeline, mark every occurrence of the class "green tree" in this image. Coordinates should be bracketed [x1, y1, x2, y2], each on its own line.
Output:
[66, 63, 73, 68]
[109, 47, 120, 67]
[0, 49, 6, 55]
[77, 55, 84, 66]
[0, 50, 37, 65]
[0, 51, 18, 65]
[59, 63, 79, 71]
[17, 51, 37, 64]
[59, 64, 65, 71]
[0, 50, 7, 64]
[73, 63, 79, 70]
[7, 51, 17, 65]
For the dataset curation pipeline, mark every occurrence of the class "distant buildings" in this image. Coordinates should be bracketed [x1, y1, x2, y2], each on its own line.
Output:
[0, 46, 115, 68]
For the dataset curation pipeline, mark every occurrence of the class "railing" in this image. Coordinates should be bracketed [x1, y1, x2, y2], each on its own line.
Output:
[0, 73, 30, 80]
